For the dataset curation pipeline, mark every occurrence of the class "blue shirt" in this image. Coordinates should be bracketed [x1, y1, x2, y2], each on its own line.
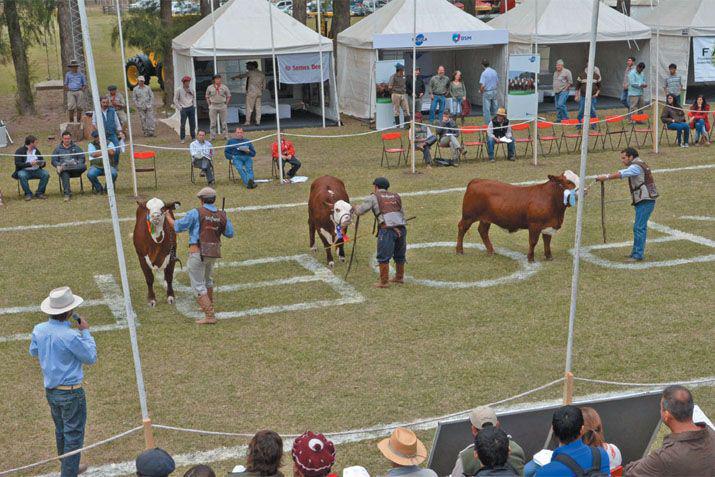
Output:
[628, 69, 646, 97]
[64, 71, 86, 91]
[224, 138, 256, 161]
[619, 163, 643, 178]
[480, 67, 499, 91]
[174, 204, 235, 245]
[536, 440, 610, 477]
[29, 319, 97, 389]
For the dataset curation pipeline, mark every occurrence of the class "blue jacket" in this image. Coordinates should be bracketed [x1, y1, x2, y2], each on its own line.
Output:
[225, 138, 256, 161]
[536, 440, 609, 477]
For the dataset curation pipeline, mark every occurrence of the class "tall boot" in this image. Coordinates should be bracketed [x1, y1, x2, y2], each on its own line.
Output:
[390, 262, 405, 284]
[394, 116, 401, 128]
[404, 116, 411, 129]
[195, 293, 217, 324]
[374, 263, 390, 288]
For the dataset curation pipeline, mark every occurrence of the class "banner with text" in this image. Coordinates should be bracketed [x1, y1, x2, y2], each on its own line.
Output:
[693, 37, 715, 83]
[373, 30, 508, 50]
[507, 54, 540, 120]
[277, 52, 331, 84]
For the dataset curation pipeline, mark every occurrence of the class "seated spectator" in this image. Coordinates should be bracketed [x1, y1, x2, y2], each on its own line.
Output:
[51, 130, 86, 202]
[378, 428, 437, 477]
[409, 112, 437, 168]
[451, 406, 525, 477]
[225, 127, 257, 189]
[87, 130, 118, 194]
[473, 427, 519, 476]
[437, 110, 461, 167]
[662, 93, 690, 147]
[135, 447, 175, 477]
[624, 385, 715, 476]
[230, 430, 284, 477]
[292, 431, 336, 477]
[272, 137, 301, 180]
[13, 135, 49, 201]
[534, 405, 609, 477]
[190, 129, 215, 186]
[688, 95, 711, 145]
[184, 465, 216, 477]
[487, 108, 515, 162]
[581, 407, 622, 470]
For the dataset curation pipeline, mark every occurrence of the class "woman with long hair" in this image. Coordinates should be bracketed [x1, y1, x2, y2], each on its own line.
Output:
[581, 407, 622, 470]
[662, 93, 690, 147]
[689, 95, 711, 145]
[232, 430, 284, 477]
[449, 70, 468, 124]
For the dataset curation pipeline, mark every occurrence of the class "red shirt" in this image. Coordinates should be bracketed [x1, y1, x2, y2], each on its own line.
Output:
[689, 104, 711, 132]
[272, 139, 296, 159]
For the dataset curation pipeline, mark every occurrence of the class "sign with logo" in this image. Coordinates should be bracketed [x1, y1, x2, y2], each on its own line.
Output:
[693, 37, 715, 83]
[277, 52, 331, 84]
[373, 30, 508, 50]
[507, 54, 540, 120]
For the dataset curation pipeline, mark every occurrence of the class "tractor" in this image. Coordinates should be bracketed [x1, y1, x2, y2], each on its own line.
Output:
[125, 52, 165, 90]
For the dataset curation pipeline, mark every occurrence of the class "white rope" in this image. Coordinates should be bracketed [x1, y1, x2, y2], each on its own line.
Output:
[133, 133, 278, 151]
[574, 376, 715, 387]
[282, 123, 410, 138]
[417, 120, 533, 132]
[537, 101, 655, 126]
[2, 145, 122, 158]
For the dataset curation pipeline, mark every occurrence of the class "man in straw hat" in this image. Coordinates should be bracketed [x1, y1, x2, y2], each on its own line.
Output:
[166, 187, 234, 324]
[292, 431, 336, 477]
[378, 428, 437, 477]
[30, 286, 97, 477]
[64, 60, 86, 123]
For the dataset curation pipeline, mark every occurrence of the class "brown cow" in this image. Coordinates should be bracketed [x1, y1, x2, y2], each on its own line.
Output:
[308, 175, 353, 267]
[456, 171, 580, 262]
[133, 198, 181, 307]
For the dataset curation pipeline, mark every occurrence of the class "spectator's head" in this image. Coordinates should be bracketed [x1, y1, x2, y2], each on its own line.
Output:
[108, 85, 118, 94]
[668, 63, 677, 73]
[196, 186, 217, 205]
[666, 93, 677, 106]
[661, 385, 695, 429]
[235, 127, 245, 139]
[555, 59, 564, 72]
[442, 110, 451, 121]
[469, 406, 499, 438]
[395, 63, 405, 74]
[373, 176, 390, 191]
[41, 286, 84, 320]
[496, 107, 507, 120]
[100, 97, 110, 109]
[135, 448, 175, 477]
[636, 62, 646, 72]
[551, 405, 584, 445]
[695, 94, 707, 109]
[183, 465, 215, 477]
[474, 426, 509, 470]
[213, 74, 222, 85]
[24, 135, 37, 148]
[620, 147, 638, 165]
[61, 130, 72, 146]
[627, 56, 636, 67]
[246, 430, 283, 476]
[481, 59, 490, 69]
[378, 428, 427, 468]
[453, 70, 462, 82]
[197, 129, 206, 141]
[91, 130, 100, 145]
[415, 111, 422, 121]
[438, 65, 445, 76]
[182, 75, 191, 84]
[580, 407, 606, 448]
[415, 67, 421, 75]
[137, 75, 146, 85]
[292, 431, 336, 477]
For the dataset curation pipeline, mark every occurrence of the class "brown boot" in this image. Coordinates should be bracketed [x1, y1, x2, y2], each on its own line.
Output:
[195, 293, 217, 324]
[390, 262, 405, 284]
[374, 263, 390, 288]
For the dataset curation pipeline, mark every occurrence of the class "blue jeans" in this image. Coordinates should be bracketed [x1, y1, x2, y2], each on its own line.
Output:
[46, 388, 86, 477]
[620, 89, 629, 109]
[482, 89, 498, 124]
[17, 168, 50, 196]
[429, 95, 446, 122]
[88, 165, 118, 192]
[230, 156, 254, 186]
[555, 91, 569, 122]
[450, 97, 463, 116]
[487, 137, 516, 160]
[632, 200, 656, 260]
[377, 226, 406, 264]
[667, 122, 690, 144]
[693, 118, 707, 142]
[106, 134, 120, 165]
[577, 96, 598, 125]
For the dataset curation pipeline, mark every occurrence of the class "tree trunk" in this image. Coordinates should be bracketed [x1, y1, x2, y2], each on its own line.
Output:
[464, 0, 476, 16]
[293, 0, 307, 25]
[160, 0, 174, 108]
[200, 0, 219, 17]
[331, 0, 350, 54]
[57, 0, 75, 70]
[4, 0, 35, 115]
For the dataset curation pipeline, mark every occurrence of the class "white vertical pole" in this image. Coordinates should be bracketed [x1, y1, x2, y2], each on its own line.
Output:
[410, 0, 417, 174]
[269, 0, 284, 180]
[653, 1, 660, 153]
[317, 0, 326, 127]
[210, 0, 220, 136]
[564, 0, 601, 377]
[532, 0, 539, 166]
[330, 52, 341, 125]
[115, 0, 138, 197]
[77, 0, 153, 443]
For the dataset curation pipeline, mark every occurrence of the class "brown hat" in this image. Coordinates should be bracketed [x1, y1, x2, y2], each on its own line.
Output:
[378, 428, 427, 466]
[469, 406, 498, 430]
[196, 187, 217, 199]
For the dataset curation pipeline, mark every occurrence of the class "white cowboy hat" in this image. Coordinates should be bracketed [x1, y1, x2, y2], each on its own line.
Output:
[40, 287, 84, 315]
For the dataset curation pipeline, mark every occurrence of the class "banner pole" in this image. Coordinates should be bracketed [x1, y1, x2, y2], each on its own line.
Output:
[653, 1, 660, 153]
[115, 0, 138, 198]
[268, 0, 284, 181]
[210, 0, 220, 136]
[410, 0, 417, 174]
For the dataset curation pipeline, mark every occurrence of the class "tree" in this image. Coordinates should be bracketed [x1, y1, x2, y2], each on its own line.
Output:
[57, 0, 78, 70]
[464, 0, 476, 16]
[331, 0, 350, 52]
[293, 0, 307, 25]
[2, 0, 35, 114]
[200, 0, 220, 17]
[160, 0, 174, 108]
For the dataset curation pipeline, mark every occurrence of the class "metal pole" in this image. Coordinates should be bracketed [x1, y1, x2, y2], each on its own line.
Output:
[564, 0, 601, 377]
[317, 0, 326, 128]
[653, 1, 660, 153]
[77, 0, 153, 448]
[410, 0, 417, 174]
[115, 0, 138, 197]
[269, 0, 284, 180]
[329, 51, 341, 126]
[532, 0, 539, 166]
[210, 0, 220, 136]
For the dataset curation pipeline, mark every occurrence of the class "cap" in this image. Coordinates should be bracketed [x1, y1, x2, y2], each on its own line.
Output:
[395, 63, 405, 70]
[196, 187, 217, 199]
[292, 431, 336, 477]
[181, 75, 191, 82]
[68, 59, 79, 67]
[372, 177, 390, 190]
[556, 59, 565, 66]
[469, 406, 498, 430]
[108, 85, 117, 91]
[135, 448, 175, 477]
[91, 130, 99, 138]
[137, 75, 145, 82]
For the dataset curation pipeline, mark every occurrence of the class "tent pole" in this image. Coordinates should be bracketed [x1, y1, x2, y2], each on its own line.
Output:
[77, 0, 154, 449]
[564, 0, 601, 385]
[115, 0, 138, 198]
[532, 0, 539, 166]
[268, 0, 284, 181]
[317, 0, 326, 128]
[210, 0, 220, 136]
[410, 0, 417, 174]
[653, 1, 660, 153]
[330, 51, 341, 125]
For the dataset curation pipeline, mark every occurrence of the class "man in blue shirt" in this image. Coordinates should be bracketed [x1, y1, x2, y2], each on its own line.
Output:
[166, 187, 234, 324]
[30, 286, 97, 477]
[597, 147, 658, 261]
[64, 60, 86, 123]
[479, 59, 499, 125]
[536, 406, 610, 477]
[225, 127, 257, 189]
[627, 62, 647, 122]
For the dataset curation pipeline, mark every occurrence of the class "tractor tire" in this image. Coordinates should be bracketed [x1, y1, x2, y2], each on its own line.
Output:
[125, 58, 147, 90]
[157, 62, 165, 91]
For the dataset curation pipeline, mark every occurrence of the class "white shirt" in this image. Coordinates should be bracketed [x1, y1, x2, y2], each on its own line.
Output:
[190, 139, 213, 159]
[604, 442, 622, 469]
[25, 148, 39, 170]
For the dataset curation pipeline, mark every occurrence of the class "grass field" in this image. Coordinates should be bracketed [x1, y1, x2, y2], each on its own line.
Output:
[1, 7, 714, 477]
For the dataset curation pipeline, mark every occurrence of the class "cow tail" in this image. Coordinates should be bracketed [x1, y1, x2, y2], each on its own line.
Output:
[170, 239, 183, 270]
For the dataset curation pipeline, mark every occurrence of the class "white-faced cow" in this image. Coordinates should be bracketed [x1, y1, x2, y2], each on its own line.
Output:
[308, 175, 353, 267]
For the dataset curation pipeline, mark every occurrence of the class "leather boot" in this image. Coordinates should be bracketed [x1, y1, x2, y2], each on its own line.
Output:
[394, 116, 401, 127]
[195, 293, 217, 324]
[375, 263, 390, 288]
[390, 262, 405, 284]
[404, 116, 411, 128]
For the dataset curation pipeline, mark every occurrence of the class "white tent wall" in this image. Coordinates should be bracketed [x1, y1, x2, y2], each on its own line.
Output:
[599, 40, 651, 100]
[455, 44, 508, 109]
[337, 45, 375, 119]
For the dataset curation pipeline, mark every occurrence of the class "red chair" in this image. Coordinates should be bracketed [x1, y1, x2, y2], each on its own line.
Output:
[629, 113, 652, 147]
[586, 117, 607, 151]
[460, 126, 486, 161]
[510, 122, 533, 158]
[559, 119, 581, 153]
[610, 465, 623, 477]
[380, 132, 406, 168]
[133, 150, 157, 189]
[537, 121, 561, 155]
[605, 115, 628, 150]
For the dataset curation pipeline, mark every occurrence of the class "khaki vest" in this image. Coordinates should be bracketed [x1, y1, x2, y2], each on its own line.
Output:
[375, 190, 406, 227]
[627, 158, 658, 205]
[198, 207, 227, 258]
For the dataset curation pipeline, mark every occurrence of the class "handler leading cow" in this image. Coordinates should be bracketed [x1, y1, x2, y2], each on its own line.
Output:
[457, 171, 580, 262]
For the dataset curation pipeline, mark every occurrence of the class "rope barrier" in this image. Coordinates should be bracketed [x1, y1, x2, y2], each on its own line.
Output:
[574, 376, 715, 387]
[537, 101, 655, 126]
[1, 144, 122, 158]
[282, 123, 409, 138]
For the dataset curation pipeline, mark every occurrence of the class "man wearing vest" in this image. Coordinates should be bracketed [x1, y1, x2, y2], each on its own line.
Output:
[166, 187, 234, 324]
[354, 177, 407, 288]
[596, 147, 658, 262]
[92, 97, 124, 166]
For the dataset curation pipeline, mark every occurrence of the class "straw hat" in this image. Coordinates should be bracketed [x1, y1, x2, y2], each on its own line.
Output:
[378, 428, 427, 466]
[496, 107, 507, 116]
[40, 287, 84, 315]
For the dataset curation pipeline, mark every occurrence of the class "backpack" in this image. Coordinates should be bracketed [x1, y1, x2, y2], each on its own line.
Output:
[553, 447, 609, 477]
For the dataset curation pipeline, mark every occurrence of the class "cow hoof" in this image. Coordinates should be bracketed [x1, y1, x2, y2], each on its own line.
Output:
[339, 256, 345, 262]
[148, 299, 156, 308]
[456, 248, 464, 255]
[328, 261, 335, 268]
[167, 296, 175, 305]
[545, 256, 554, 261]
[528, 257, 535, 263]
[487, 250, 495, 256]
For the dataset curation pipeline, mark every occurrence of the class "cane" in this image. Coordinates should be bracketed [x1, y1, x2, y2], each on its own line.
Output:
[344, 215, 360, 280]
[600, 181, 607, 243]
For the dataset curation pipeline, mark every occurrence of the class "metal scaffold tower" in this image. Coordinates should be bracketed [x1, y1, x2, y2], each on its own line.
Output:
[68, 0, 87, 72]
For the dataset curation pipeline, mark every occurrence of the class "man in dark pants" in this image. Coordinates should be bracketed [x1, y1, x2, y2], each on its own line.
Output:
[174, 75, 197, 144]
[13, 135, 50, 200]
[354, 177, 407, 288]
[30, 286, 97, 476]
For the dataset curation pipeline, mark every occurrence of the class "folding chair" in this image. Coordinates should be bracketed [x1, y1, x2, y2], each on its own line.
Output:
[58, 171, 85, 195]
[558, 119, 581, 153]
[659, 122, 675, 146]
[227, 159, 238, 183]
[629, 113, 652, 147]
[537, 121, 561, 155]
[133, 151, 157, 189]
[190, 157, 214, 184]
[586, 117, 607, 151]
[604, 115, 628, 150]
[434, 136, 458, 163]
[380, 132, 406, 168]
[460, 126, 485, 161]
[15, 176, 43, 197]
[510, 122, 533, 158]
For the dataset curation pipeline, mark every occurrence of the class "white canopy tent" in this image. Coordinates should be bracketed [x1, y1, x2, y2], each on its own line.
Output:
[337, 0, 508, 119]
[171, 0, 339, 127]
[490, 0, 652, 100]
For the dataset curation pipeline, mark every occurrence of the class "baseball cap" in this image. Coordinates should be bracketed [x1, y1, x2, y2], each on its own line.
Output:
[469, 406, 497, 429]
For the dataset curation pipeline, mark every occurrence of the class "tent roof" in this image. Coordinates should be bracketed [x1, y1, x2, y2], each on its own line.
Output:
[172, 0, 332, 58]
[636, 0, 715, 36]
[489, 0, 651, 44]
[337, 0, 495, 50]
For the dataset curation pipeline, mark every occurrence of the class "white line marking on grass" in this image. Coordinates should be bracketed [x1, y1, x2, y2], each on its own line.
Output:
[3, 163, 714, 234]
[680, 215, 715, 222]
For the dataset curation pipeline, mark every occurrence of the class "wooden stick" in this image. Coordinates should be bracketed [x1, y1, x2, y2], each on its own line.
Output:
[600, 182, 607, 243]
[563, 371, 575, 405]
[143, 418, 155, 449]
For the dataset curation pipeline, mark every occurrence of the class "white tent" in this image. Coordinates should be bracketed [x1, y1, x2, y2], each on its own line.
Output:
[337, 0, 508, 119]
[172, 0, 339, 125]
[490, 0, 652, 99]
